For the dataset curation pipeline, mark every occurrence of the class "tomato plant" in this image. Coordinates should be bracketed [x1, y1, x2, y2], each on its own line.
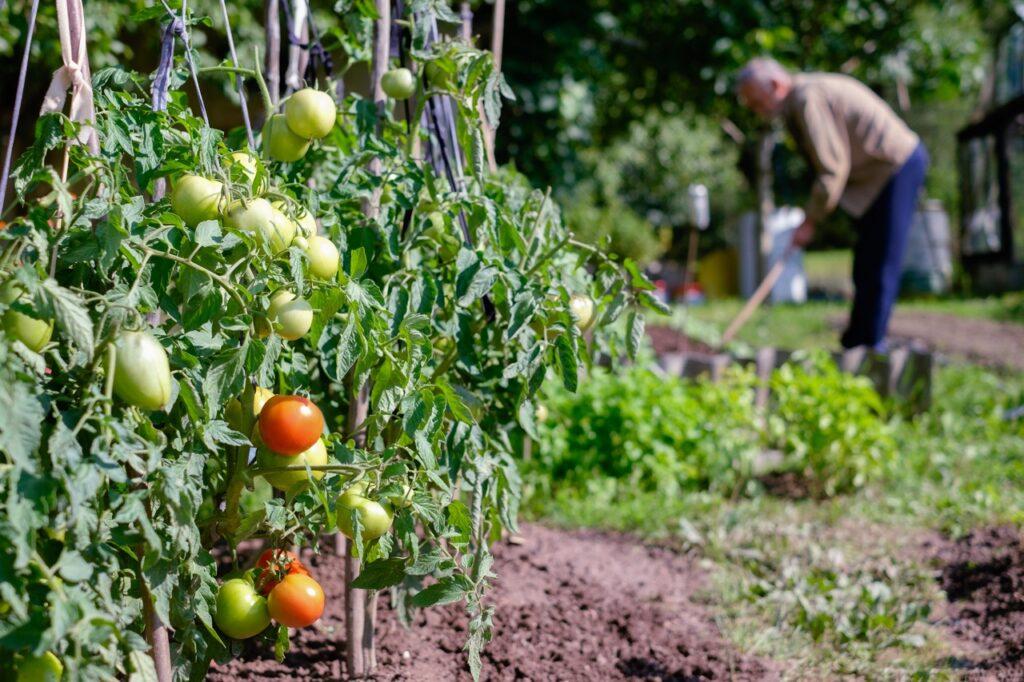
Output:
[0, 2, 659, 678]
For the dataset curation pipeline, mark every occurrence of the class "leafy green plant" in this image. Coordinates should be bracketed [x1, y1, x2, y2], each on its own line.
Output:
[529, 365, 760, 498]
[767, 352, 895, 496]
[0, 3, 659, 679]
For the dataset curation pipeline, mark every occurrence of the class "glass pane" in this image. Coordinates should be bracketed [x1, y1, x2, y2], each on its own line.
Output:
[959, 136, 1001, 256]
[1006, 117, 1024, 262]
[996, 23, 1024, 105]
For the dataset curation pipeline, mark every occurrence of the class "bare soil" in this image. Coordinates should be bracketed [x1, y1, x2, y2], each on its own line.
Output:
[646, 325, 716, 356]
[929, 525, 1024, 677]
[881, 311, 1023, 370]
[208, 524, 777, 681]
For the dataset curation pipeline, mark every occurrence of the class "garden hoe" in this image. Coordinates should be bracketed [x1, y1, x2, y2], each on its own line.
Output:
[719, 245, 796, 347]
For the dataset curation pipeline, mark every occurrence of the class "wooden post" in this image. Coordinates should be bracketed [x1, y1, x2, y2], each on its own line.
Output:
[141, 565, 173, 682]
[264, 0, 281, 105]
[343, 1, 390, 676]
[460, 2, 472, 42]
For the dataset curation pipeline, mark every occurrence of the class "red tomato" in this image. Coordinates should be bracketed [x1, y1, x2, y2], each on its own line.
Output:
[258, 395, 324, 456]
[268, 573, 325, 628]
[256, 549, 310, 595]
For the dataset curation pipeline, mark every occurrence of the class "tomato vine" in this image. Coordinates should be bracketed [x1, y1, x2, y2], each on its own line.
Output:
[0, 2, 662, 679]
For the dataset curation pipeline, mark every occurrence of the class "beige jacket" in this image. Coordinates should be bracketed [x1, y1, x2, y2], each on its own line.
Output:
[783, 73, 919, 222]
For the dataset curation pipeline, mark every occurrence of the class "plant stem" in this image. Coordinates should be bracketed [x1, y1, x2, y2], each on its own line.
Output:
[139, 244, 249, 311]
[252, 46, 275, 117]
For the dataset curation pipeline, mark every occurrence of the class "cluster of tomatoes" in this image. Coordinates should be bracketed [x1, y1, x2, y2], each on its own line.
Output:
[214, 549, 325, 640]
[264, 87, 337, 163]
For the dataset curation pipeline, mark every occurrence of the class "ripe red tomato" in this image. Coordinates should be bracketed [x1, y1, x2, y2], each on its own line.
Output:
[258, 395, 324, 456]
[256, 548, 310, 595]
[267, 573, 325, 628]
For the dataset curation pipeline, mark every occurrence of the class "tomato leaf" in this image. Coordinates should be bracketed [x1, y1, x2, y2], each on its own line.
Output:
[410, 575, 472, 608]
[351, 557, 408, 589]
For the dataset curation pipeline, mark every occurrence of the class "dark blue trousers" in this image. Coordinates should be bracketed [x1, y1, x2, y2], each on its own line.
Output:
[841, 144, 929, 350]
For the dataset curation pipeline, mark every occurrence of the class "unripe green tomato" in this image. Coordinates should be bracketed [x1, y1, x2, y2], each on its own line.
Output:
[569, 293, 596, 331]
[226, 386, 275, 434]
[271, 201, 317, 238]
[226, 198, 296, 253]
[254, 315, 273, 339]
[305, 236, 340, 280]
[263, 114, 311, 162]
[381, 67, 416, 99]
[2, 284, 53, 353]
[535, 403, 549, 423]
[170, 175, 224, 227]
[337, 493, 393, 541]
[16, 651, 62, 682]
[425, 61, 452, 90]
[112, 330, 171, 411]
[214, 578, 271, 640]
[284, 88, 337, 139]
[259, 438, 328, 492]
[226, 150, 260, 188]
[386, 483, 413, 509]
[267, 291, 313, 341]
[380, 184, 394, 205]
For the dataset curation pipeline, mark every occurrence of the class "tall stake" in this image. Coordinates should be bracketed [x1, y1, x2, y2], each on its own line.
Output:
[264, 0, 281, 105]
[360, 1, 390, 674]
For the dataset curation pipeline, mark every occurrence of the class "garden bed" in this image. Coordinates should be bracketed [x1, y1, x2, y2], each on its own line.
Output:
[931, 525, 1024, 676]
[209, 524, 776, 680]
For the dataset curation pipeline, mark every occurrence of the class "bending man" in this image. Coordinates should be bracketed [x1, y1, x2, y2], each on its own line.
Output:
[737, 57, 929, 350]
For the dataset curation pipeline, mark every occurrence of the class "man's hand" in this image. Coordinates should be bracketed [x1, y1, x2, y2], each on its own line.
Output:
[791, 217, 815, 249]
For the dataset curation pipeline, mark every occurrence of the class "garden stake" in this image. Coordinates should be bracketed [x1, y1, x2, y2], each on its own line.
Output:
[264, 0, 281, 105]
[0, 0, 40, 216]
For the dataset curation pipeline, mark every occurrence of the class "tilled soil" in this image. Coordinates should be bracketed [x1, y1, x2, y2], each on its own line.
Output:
[883, 311, 1023, 370]
[931, 525, 1024, 676]
[209, 524, 777, 681]
[646, 324, 717, 356]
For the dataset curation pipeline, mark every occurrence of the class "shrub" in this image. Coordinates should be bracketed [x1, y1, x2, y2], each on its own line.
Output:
[529, 365, 760, 498]
[767, 352, 895, 496]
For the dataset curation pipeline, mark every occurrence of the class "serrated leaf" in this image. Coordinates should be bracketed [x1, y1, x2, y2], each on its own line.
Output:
[626, 311, 645, 360]
[554, 335, 579, 392]
[410, 575, 471, 608]
[351, 557, 407, 589]
[38, 279, 94, 360]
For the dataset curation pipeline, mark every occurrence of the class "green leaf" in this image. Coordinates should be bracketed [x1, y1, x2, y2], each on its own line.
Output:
[626, 311, 645, 360]
[554, 335, 579, 393]
[351, 558, 407, 589]
[38, 279, 94, 360]
[204, 343, 249, 410]
[349, 246, 367, 279]
[409, 575, 472, 608]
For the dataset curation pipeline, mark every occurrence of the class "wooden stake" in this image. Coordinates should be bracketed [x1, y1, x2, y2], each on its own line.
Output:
[264, 0, 281, 105]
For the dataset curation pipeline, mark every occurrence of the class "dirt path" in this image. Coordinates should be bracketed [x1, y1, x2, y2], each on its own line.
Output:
[209, 524, 777, 681]
[929, 526, 1024, 677]
[885, 311, 1024, 369]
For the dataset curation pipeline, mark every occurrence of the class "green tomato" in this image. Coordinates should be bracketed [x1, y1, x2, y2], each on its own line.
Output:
[272, 201, 318, 238]
[226, 198, 296, 253]
[2, 284, 53, 353]
[17, 652, 63, 682]
[385, 483, 413, 509]
[425, 61, 453, 90]
[267, 291, 313, 341]
[264, 114, 311, 163]
[226, 150, 261, 189]
[569, 293, 596, 331]
[305, 235, 340, 280]
[337, 492, 393, 541]
[112, 330, 171, 411]
[284, 88, 337, 139]
[535, 403, 549, 423]
[170, 175, 224, 227]
[381, 67, 416, 99]
[226, 385, 275, 434]
[214, 578, 271, 640]
[259, 438, 328, 492]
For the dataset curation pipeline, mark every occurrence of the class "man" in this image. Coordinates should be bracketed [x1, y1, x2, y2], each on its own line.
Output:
[736, 57, 929, 350]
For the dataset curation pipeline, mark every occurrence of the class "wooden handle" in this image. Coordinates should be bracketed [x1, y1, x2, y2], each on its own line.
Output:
[721, 256, 789, 346]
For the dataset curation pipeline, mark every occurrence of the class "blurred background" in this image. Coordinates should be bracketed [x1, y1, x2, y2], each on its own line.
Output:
[1, 0, 1021, 304]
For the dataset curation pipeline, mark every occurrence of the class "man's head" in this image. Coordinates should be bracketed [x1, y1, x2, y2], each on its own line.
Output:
[736, 58, 793, 119]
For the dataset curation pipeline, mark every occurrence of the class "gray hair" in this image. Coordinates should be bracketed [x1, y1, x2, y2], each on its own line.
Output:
[736, 57, 790, 91]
